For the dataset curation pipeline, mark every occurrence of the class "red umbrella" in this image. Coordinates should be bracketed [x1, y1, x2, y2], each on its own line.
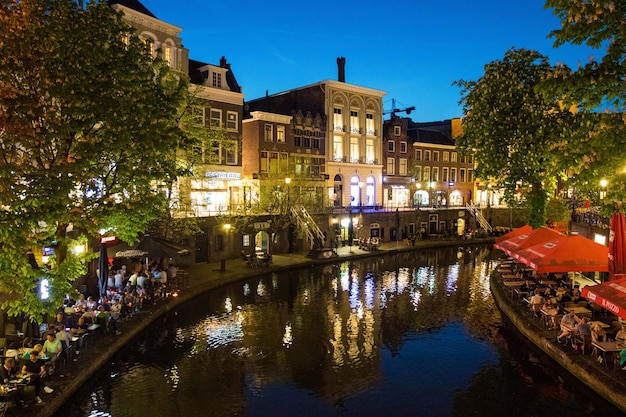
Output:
[609, 212, 626, 277]
[582, 275, 626, 320]
[493, 226, 564, 259]
[495, 225, 532, 243]
[515, 234, 609, 273]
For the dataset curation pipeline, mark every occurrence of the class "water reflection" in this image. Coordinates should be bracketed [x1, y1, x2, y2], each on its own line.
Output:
[55, 245, 622, 417]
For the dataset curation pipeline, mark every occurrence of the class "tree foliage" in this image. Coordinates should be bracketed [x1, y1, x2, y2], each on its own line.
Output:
[0, 0, 188, 321]
[545, 0, 626, 209]
[454, 48, 579, 228]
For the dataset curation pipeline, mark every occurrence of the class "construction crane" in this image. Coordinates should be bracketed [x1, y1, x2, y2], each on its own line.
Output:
[384, 98, 415, 118]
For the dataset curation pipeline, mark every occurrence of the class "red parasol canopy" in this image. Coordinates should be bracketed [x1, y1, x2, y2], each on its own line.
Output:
[582, 276, 626, 321]
[515, 234, 609, 273]
[493, 226, 564, 259]
[609, 212, 626, 277]
[495, 225, 533, 243]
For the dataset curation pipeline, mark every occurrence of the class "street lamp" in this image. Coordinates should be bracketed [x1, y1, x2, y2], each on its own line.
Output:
[600, 178, 608, 200]
[285, 177, 293, 253]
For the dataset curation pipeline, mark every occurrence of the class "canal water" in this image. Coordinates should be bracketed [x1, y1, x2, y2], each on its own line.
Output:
[54, 245, 622, 417]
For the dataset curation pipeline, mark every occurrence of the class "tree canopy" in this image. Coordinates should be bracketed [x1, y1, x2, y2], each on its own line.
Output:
[454, 48, 580, 228]
[545, 0, 626, 210]
[0, 0, 188, 321]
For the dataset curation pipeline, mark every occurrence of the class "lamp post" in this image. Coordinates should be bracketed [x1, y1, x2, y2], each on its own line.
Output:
[429, 181, 435, 208]
[285, 177, 293, 253]
[416, 182, 421, 209]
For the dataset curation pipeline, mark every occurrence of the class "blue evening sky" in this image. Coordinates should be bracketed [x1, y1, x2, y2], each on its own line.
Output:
[141, 0, 598, 122]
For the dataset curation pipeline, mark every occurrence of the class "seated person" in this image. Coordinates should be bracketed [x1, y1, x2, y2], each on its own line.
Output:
[0, 357, 27, 408]
[43, 331, 63, 370]
[74, 294, 88, 311]
[22, 344, 43, 360]
[616, 324, 626, 343]
[51, 312, 67, 329]
[541, 302, 560, 329]
[591, 322, 607, 343]
[21, 349, 53, 404]
[574, 317, 592, 351]
[528, 292, 545, 316]
[55, 325, 72, 348]
[42, 330, 63, 372]
[557, 310, 581, 346]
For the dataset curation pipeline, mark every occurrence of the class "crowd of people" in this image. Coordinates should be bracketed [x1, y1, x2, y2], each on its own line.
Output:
[1, 259, 179, 409]
[501, 261, 626, 370]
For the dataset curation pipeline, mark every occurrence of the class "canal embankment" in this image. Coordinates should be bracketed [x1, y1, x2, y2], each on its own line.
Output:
[490, 271, 626, 414]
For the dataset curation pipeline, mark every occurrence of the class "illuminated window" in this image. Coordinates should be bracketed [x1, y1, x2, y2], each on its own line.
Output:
[387, 158, 395, 175]
[399, 158, 407, 175]
[443, 151, 449, 162]
[350, 110, 359, 133]
[277, 126, 285, 143]
[366, 113, 375, 135]
[333, 108, 343, 131]
[451, 152, 457, 162]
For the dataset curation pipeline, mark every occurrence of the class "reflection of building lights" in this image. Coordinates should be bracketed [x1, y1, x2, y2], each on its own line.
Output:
[243, 283, 250, 296]
[225, 297, 232, 313]
[282, 323, 293, 348]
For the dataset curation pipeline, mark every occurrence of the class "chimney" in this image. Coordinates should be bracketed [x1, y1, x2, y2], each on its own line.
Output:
[337, 57, 346, 82]
[219, 56, 230, 69]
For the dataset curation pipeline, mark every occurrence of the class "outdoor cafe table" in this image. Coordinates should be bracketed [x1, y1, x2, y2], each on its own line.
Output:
[501, 274, 519, 280]
[591, 340, 625, 370]
[564, 306, 593, 318]
[502, 280, 525, 287]
[589, 320, 610, 329]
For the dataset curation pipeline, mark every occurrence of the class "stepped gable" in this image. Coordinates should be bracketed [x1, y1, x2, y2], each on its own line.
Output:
[107, 0, 156, 18]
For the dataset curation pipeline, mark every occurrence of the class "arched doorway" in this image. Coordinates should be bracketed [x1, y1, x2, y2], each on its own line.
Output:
[333, 174, 343, 207]
[254, 231, 270, 253]
[414, 190, 429, 208]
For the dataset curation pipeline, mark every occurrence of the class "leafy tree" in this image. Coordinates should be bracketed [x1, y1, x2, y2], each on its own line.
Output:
[545, 0, 626, 209]
[454, 48, 580, 228]
[0, 0, 188, 322]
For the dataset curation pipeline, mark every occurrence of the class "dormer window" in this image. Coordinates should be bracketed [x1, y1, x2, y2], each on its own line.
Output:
[212, 72, 222, 88]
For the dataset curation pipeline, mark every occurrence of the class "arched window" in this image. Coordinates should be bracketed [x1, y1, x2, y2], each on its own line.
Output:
[350, 175, 360, 207]
[333, 174, 343, 207]
[366, 176, 375, 207]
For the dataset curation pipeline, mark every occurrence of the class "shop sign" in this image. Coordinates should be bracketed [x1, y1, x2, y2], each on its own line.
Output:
[205, 171, 241, 179]
[254, 222, 270, 230]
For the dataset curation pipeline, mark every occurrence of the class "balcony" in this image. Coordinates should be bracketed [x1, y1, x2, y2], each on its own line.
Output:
[333, 125, 345, 132]
[350, 127, 362, 134]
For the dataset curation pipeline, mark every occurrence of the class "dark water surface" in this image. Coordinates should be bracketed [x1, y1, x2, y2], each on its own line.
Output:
[54, 246, 623, 417]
